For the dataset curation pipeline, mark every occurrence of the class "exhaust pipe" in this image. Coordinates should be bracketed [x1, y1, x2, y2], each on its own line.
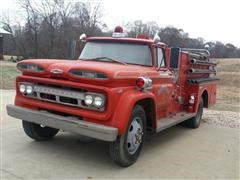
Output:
[190, 58, 217, 66]
[188, 68, 216, 74]
[182, 48, 210, 56]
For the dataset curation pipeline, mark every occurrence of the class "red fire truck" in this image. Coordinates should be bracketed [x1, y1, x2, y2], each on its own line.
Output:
[7, 26, 219, 167]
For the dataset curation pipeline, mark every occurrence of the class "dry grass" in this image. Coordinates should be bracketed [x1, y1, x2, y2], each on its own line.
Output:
[215, 59, 240, 87]
[0, 61, 20, 89]
[210, 59, 240, 112]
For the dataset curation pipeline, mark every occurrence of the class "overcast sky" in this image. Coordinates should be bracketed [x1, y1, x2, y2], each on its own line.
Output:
[1, 0, 240, 47]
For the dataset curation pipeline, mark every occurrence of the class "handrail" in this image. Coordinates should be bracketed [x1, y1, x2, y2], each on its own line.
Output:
[188, 68, 216, 74]
[182, 48, 210, 56]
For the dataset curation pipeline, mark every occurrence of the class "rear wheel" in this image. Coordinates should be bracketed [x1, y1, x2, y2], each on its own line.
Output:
[22, 121, 59, 141]
[109, 105, 146, 167]
[186, 98, 204, 128]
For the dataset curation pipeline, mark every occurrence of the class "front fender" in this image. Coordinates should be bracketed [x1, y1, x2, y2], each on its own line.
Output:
[111, 89, 156, 134]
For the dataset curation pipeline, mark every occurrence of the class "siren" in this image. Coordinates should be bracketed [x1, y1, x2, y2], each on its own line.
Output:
[112, 26, 125, 38]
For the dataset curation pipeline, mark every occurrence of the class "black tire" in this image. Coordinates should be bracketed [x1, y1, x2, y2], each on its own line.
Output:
[109, 105, 146, 167]
[186, 98, 204, 128]
[22, 121, 59, 141]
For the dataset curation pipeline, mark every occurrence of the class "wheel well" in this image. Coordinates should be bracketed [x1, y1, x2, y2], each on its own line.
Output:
[201, 90, 208, 108]
[135, 98, 156, 130]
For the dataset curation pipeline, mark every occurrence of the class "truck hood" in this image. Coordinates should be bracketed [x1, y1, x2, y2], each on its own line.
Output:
[18, 59, 158, 87]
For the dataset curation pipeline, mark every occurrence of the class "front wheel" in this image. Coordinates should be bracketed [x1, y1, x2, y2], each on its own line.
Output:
[109, 105, 146, 167]
[22, 121, 59, 141]
[185, 98, 204, 128]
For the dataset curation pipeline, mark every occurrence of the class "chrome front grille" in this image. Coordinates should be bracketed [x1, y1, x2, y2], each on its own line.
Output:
[34, 85, 85, 100]
[24, 84, 104, 111]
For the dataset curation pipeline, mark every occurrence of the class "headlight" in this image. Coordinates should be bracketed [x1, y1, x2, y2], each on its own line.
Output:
[93, 96, 104, 108]
[19, 83, 34, 94]
[17, 63, 44, 72]
[26, 85, 33, 94]
[84, 94, 105, 108]
[84, 94, 93, 105]
[19, 84, 26, 93]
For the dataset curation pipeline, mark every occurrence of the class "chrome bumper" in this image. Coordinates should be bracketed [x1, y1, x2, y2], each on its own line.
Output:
[6, 104, 118, 142]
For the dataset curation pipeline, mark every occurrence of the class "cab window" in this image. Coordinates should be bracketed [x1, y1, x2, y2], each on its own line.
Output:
[156, 48, 165, 68]
[80, 42, 153, 66]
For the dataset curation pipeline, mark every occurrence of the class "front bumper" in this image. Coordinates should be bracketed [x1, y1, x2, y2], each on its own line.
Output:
[6, 104, 118, 142]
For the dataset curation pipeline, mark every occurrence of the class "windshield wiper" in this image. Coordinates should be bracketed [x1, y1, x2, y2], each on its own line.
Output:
[94, 57, 127, 65]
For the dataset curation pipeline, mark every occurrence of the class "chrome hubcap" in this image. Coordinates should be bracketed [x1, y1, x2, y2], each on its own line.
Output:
[127, 117, 143, 155]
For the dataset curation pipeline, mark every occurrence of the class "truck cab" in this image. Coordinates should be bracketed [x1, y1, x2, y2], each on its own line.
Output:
[7, 26, 219, 167]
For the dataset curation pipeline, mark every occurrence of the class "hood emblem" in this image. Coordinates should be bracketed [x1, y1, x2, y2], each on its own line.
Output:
[50, 68, 64, 74]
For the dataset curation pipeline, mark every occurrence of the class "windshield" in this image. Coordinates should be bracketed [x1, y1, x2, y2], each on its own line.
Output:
[79, 42, 152, 66]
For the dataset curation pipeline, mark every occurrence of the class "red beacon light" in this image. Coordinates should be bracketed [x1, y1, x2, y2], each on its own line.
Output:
[114, 26, 123, 33]
[136, 77, 152, 90]
[112, 26, 125, 38]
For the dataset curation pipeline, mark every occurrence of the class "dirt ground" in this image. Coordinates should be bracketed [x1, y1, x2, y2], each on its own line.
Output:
[0, 59, 239, 179]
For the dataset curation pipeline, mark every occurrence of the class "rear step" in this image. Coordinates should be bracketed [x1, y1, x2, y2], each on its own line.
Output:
[157, 112, 196, 132]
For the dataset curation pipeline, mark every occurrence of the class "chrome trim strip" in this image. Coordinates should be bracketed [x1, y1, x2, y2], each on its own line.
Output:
[33, 85, 85, 100]
[156, 112, 196, 132]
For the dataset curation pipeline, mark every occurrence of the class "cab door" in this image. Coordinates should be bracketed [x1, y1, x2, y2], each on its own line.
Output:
[168, 47, 186, 113]
[154, 47, 174, 119]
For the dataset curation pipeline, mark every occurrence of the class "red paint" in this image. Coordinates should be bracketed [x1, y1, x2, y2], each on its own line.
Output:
[188, 106, 193, 113]
[14, 35, 218, 135]
[136, 34, 150, 39]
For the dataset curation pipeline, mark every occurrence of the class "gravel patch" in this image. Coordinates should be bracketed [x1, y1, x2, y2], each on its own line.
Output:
[203, 109, 240, 129]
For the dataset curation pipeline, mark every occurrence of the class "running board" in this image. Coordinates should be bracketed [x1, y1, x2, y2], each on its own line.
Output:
[156, 112, 196, 132]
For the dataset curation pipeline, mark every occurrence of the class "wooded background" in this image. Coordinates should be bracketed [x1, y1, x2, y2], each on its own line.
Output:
[1, 0, 240, 59]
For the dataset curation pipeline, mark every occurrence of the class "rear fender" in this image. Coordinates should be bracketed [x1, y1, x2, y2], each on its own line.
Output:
[111, 89, 156, 135]
[195, 86, 211, 111]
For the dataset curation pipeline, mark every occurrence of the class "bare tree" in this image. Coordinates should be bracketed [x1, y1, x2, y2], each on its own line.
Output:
[18, 0, 41, 57]
[1, 13, 27, 58]
[11, 0, 103, 59]
[2, 1, 240, 59]
[126, 20, 160, 38]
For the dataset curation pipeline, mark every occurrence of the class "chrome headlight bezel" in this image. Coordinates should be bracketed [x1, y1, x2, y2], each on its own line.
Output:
[26, 84, 34, 94]
[19, 84, 26, 93]
[19, 82, 34, 95]
[84, 93, 105, 108]
[84, 94, 94, 105]
[93, 96, 104, 108]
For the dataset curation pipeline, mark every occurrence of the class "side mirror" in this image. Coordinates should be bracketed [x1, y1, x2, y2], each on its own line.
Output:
[79, 33, 87, 42]
[153, 32, 160, 43]
[169, 47, 180, 69]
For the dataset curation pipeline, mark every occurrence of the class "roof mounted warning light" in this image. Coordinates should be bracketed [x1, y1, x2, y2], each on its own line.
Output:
[112, 26, 125, 38]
